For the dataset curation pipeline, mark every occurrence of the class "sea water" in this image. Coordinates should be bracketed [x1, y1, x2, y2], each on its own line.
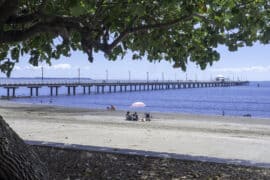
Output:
[1, 78, 270, 118]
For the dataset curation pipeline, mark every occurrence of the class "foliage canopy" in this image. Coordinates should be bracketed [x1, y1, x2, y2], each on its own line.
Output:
[0, 0, 270, 76]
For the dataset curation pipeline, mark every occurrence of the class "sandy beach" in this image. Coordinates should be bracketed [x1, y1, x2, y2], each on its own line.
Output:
[1, 100, 270, 166]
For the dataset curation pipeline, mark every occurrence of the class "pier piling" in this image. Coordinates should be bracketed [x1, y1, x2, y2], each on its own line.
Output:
[1, 80, 249, 98]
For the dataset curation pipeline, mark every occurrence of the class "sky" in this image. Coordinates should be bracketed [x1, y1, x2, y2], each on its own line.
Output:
[3, 43, 270, 81]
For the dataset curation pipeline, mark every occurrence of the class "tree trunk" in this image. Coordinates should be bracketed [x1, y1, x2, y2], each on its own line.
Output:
[0, 115, 49, 180]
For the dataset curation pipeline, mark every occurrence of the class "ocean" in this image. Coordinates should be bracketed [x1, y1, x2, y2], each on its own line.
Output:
[1, 78, 270, 118]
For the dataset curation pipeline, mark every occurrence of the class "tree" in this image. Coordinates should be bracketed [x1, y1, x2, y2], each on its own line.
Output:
[0, 115, 49, 179]
[0, 0, 270, 179]
[0, 0, 270, 77]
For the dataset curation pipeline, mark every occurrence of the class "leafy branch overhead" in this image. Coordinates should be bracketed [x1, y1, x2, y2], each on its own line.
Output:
[0, 0, 270, 76]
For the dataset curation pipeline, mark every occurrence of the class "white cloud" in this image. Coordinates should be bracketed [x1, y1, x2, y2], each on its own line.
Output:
[50, 64, 71, 70]
[82, 66, 91, 70]
[211, 66, 270, 73]
[14, 64, 72, 71]
[14, 66, 21, 70]
[25, 65, 40, 70]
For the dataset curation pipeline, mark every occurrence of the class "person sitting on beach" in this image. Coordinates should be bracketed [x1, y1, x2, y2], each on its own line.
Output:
[145, 113, 151, 121]
[132, 112, 138, 121]
[125, 111, 132, 121]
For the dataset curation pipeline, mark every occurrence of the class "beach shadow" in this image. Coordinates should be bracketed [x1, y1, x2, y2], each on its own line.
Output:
[26, 140, 270, 168]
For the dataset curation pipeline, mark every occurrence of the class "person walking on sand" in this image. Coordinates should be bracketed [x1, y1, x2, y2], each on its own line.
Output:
[110, 105, 116, 111]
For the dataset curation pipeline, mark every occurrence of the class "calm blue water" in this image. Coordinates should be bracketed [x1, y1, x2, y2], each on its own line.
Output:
[1, 78, 270, 118]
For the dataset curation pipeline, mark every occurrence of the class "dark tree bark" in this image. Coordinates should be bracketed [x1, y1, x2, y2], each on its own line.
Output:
[0, 115, 49, 180]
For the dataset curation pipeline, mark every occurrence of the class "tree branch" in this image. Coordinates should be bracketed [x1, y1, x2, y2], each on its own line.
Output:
[39, 0, 48, 11]
[6, 0, 48, 24]
[7, 12, 41, 24]
[94, 0, 105, 18]
[105, 14, 194, 54]
[0, 22, 65, 43]
[193, 13, 215, 26]
[0, 0, 19, 22]
[0, 0, 6, 7]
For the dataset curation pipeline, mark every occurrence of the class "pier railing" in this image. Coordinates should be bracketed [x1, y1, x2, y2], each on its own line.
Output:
[0, 79, 249, 98]
[0, 79, 248, 86]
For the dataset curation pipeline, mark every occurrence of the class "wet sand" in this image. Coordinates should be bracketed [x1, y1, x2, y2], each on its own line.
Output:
[1, 100, 270, 165]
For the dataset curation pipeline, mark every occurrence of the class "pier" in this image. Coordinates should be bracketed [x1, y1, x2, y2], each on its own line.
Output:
[0, 79, 249, 98]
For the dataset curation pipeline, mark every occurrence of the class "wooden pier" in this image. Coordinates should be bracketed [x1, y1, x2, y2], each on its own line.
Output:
[0, 80, 249, 98]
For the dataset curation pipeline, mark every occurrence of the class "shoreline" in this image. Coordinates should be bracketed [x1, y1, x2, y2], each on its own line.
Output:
[5, 98, 270, 120]
[1, 99, 270, 166]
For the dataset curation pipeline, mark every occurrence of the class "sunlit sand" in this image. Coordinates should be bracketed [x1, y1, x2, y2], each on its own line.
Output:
[1, 100, 270, 165]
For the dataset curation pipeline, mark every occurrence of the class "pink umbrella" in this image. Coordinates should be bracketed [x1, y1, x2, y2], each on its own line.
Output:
[131, 101, 146, 108]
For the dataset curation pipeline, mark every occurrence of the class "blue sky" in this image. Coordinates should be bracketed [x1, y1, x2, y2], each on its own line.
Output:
[5, 43, 270, 81]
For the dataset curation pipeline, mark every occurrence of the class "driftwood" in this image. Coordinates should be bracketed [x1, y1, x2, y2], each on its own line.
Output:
[0, 115, 49, 180]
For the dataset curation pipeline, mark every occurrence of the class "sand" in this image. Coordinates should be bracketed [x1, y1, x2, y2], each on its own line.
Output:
[1, 100, 270, 166]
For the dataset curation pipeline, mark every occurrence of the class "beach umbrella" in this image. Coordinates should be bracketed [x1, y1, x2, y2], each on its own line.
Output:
[131, 101, 146, 108]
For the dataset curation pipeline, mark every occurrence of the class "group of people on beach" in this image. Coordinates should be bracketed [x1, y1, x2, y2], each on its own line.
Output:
[106, 105, 116, 111]
[125, 111, 151, 121]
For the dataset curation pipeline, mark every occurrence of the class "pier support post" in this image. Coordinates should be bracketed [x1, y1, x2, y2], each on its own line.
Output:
[7, 88, 10, 97]
[35, 87, 39, 96]
[1, 81, 247, 98]
[67, 86, 71, 95]
[30, 87, 33, 96]
[50, 87, 53, 96]
[12, 88, 15, 97]
[29, 87, 40, 96]
[5, 87, 16, 98]
[109, 86, 112, 93]
[73, 86, 76, 95]
[55, 87, 59, 96]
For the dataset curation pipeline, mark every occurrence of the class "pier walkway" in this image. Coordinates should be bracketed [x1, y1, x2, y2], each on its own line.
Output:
[0, 79, 249, 98]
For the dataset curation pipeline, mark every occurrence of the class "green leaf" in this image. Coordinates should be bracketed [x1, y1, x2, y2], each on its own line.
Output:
[70, 4, 86, 16]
